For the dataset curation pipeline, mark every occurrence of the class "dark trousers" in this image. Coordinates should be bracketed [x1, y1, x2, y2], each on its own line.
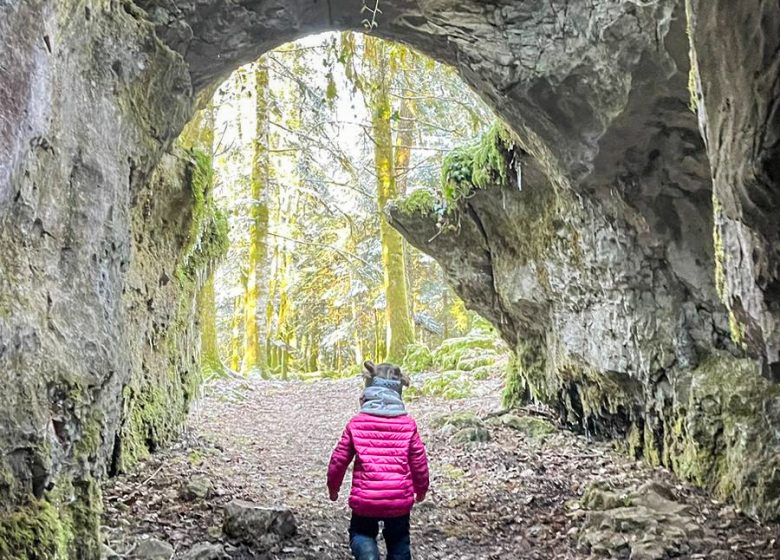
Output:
[349, 513, 412, 560]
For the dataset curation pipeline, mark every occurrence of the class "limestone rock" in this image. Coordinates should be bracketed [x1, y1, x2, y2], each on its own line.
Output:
[578, 481, 702, 559]
[183, 475, 212, 500]
[453, 426, 491, 444]
[433, 411, 485, 431]
[498, 415, 557, 439]
[3, 0, 780, 555]
[223, 500, 297, 549]
[132, 537, 175, 560]
[182, 542, 227, 560]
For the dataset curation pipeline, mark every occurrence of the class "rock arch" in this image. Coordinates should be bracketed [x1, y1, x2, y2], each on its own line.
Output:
[1, 0, 779, 556]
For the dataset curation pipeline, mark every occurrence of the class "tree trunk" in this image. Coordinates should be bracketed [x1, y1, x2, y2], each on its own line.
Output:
[242, 62, 271, 377]
[229, 294, 243, 372]
[368, 43, 416, 363]
[198, 273, 223, 377]
[395, 94, 418, 342]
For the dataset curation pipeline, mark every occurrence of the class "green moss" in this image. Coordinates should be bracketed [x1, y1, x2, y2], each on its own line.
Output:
[401, 343, 434, 373]
[685, 0, 699, 113]
[660, 353, 780, 520]
[627, 423, 643, 459]
[642, 421, 662, 467]
[728, 310, 746, 348]
[432, 335, 496, 370]
[0, 499, 69, 560]
[471, 364, 496, 380]
[177, 148, 229, 284]
[405, 371, 473, 401]
[396, 189, 437, 216]
[457, 354, 495, 371]
[712, 194, 727, 302]
[0, 480, 100, 560]
[119, 377, 184, 471]
[502, 340, 541, 408]
[118, 148, 229, 474]
[67, 480, 101, 557]
[440, 122, 514, 206]
[432, 411, 484, 430]
[499, 415, 557, 439]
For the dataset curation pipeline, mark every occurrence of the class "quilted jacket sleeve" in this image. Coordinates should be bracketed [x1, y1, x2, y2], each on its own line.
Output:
[409, 422, 430, 497]
[327, 420, 355, 494]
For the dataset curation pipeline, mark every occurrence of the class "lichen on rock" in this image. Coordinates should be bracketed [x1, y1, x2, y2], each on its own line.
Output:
[117, 148, 228, 473]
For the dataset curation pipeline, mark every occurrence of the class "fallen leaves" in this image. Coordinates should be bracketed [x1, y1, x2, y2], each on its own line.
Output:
[102, 374, 778, 559]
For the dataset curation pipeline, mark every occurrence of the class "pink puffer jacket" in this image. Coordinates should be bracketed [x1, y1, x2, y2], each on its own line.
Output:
[327, 413, 429, 518]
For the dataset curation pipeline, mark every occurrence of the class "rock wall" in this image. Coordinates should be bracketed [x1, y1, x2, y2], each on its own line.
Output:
[0, 2, 222, 557]
[389, 129, 780, 521]
[687, 0, 780, 373]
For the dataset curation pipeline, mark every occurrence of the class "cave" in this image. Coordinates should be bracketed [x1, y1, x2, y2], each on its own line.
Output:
[1, 0, 780, 557]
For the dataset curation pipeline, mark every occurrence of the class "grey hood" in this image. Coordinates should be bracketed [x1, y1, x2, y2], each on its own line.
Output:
[360, 377, 407, 417]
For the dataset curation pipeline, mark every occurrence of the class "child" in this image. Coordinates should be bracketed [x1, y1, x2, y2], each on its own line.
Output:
[327, 361, 430, 560]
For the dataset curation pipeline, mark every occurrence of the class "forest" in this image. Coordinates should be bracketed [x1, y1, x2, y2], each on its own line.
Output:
[187, 32, 504, 382]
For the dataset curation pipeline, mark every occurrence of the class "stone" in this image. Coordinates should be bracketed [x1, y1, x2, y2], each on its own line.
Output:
[578, 481, 702, 560]
[132, 537, 175, 560]
[182, 542, 227, 560]
[183, 475, 212, 500]
[498, 415, 557, 439]
[223, 500, 297, 549]
[433, 411, 485, 430]
[388, 130, 780, 520]
[453, 426, 491, 444]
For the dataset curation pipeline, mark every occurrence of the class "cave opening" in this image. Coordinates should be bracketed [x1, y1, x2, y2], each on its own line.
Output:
[3, 0, 780, 558]
[191, 31, 504, 383]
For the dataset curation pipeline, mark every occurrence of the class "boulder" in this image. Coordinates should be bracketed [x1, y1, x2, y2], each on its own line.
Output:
[132, 537, 174, 560]
[183, 475, 213, 500]
[453, 426, 491, 444]
[497, 415, 557, 439]
[578, 481, 703, 559]
[182, 542, 227, 560]
[223, 500, 297, 549]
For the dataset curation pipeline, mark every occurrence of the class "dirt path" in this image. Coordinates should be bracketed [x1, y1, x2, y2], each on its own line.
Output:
[103, 374, 778, 559]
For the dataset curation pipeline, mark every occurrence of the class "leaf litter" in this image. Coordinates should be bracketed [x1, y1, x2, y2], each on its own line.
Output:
[103, 373, 779, 559]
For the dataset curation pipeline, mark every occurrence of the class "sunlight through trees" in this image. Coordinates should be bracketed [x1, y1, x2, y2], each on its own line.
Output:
[200, 32, 495, 379]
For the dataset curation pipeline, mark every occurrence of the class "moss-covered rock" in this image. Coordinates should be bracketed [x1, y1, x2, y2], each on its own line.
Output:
[432, 411, 485, 430]
[405, 371, 474, 401]
[497, 415, 557, 439]
[0, 499, 69, 560]
[456, 352, 496, 372]
[395, 189, 437, 216]
[452, 426, 491, 444]
[0, 476, 102, 560]
[402, 343, 434, 373]
[433, 336, 497, 370]
[660, 354, 780, 520]
[471, 364, 498, 380]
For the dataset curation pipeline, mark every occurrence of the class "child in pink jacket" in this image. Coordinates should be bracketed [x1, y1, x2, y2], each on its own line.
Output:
[327, 361, 429, 560]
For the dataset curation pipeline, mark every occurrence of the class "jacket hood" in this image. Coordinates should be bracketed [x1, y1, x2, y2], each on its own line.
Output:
[360, 378, 407, 417]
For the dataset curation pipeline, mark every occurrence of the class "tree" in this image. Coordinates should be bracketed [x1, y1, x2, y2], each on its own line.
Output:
[363, 36, 416, 362]
[209, 33, 493, 377]
[242, 62, 272, 377]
